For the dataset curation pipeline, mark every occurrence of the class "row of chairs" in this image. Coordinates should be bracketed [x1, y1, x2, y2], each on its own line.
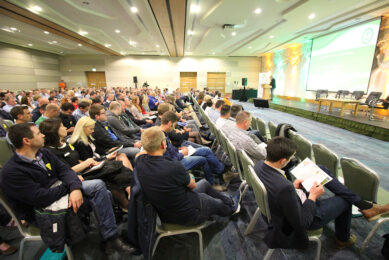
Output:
[190, 96, 323, 259]
[252, 116, 389, 252]
[191, 94, 388, 257]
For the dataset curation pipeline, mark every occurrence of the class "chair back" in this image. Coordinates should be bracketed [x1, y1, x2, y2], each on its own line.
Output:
[340, 158, 379, 203]
[364, 92, 382, 105]
[246, 165, 271, 223]
[0, 187, 30, 237]
[351, 91, 364, 100]
[268, 121, 277, 139]
[0, 138, 13, 166]
[238, 150, 254, 181]
[312, 144, 339, 178]
[219, 131, 229, 156]
[250, 117, 257, 131]
[225, 138, 241, 178]
[3, 120, 14, 129]
[255, 117, 267, 137]
[288, 131, 312, 161]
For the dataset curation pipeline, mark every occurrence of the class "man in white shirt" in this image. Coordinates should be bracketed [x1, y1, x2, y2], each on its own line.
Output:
[225, 111, 267, 163]
[215, 104, 230, 129]
[207, 100, 224, 123]
[3, 95, 16, 113]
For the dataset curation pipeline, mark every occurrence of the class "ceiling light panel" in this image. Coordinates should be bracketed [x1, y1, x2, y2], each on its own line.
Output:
[131, 7, 138, 13]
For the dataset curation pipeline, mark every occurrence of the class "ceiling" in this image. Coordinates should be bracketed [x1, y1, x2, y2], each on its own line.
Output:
[0, 0, 389, 57]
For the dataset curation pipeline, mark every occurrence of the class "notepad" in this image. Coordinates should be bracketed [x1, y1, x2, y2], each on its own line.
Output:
[290, 158, 332, 191]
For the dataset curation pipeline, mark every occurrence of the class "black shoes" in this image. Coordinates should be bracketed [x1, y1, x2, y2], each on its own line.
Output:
[104, 237, 136, 255]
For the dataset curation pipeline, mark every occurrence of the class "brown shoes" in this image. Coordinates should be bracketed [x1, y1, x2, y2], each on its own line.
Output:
[223, 171, 239, 185]
[335, 234, 356, 249]
[361, 203, 389, 222]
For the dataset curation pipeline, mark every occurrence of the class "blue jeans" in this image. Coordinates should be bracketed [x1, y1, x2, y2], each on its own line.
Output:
[182, 140, 203, 148]
[189, 180, 233, 225]
[118, 146, 140, 159]
[181, 147, 224, 184]
[308, 166, 360, 241]
[82, 179, 117, 241]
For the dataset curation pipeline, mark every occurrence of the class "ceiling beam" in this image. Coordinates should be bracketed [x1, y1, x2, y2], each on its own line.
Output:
[0, 0, 120, 56]
[149, 0, 186, 57]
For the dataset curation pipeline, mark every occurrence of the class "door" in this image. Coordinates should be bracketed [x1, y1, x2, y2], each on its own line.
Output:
[180, 72, 197, 93]
[207, 72, 226, 93]
[86, 71, 107, 88]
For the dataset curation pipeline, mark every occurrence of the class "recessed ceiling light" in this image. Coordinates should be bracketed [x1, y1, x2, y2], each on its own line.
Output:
[231, 32, 236, 36]
[212, 52, 215, 55]
[31, 5, 42, 12]
[308, 13, 316, 19]
[92, 68, 96, 72]
[43, 30, 49, 34]
[254, 8, 262, 14]
[105, 44, 111, 47]
[10, 27, 17, 31]
[185, 51, 192, 55]
[120, 52, 125, 55]
[78, 31, 88, 36]
[190, 5, 200, 13]
[115, 29, 120, 33]
[59, 51, 63, 54]
[78, 43, 82, 46]
[248, 46, 252, 49]
[156, 44, 160, 48]
[142, 52, 145, 54]
[188, 30, 194, 35]
[269, 35, 274, 38]
[131, 7, 138, 13]
[129, 40, 136, 46]
[28, 43, 33, 46]
[52, 41, 57, 43]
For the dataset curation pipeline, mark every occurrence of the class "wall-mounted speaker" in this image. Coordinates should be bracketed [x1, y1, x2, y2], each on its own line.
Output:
[133, 76, 138, 84]
[242, 78, 247, 86]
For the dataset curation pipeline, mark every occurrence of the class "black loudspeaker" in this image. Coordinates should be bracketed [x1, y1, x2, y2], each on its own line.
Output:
[242, 78, 247, 86]
[253, 98, 269, 108]
[133, 76, 138, 84]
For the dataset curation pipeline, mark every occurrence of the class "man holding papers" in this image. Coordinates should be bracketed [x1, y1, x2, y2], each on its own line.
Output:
[254, 137, 389, 250]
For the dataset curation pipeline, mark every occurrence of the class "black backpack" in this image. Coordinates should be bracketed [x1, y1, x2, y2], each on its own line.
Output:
[275, 123, 297, 138]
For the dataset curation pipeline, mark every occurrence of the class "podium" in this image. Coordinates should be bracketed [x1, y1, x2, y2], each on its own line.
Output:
[262, 84, 271, 100]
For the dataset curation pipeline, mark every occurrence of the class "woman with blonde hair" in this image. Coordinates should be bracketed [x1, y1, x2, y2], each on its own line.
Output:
[69, 116, 132, 212]
[130, 95, 145, 120]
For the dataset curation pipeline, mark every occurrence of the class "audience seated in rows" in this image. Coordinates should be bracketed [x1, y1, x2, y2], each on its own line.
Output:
[254, 137, 389, 249]
[67, 117, 133, 211]
[0, 123, 135, 254]
[89, 104, 141, 160]
[10, 105, 32, 124]
[59, 102, 76, 134]
[135, 126, 241, 226]
[160, 111, 237, 191]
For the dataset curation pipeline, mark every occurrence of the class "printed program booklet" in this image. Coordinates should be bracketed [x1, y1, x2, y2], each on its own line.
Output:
[291, 158, 332, 191]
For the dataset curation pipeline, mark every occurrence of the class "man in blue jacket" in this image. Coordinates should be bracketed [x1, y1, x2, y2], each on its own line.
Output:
[0, 123, 134, 255]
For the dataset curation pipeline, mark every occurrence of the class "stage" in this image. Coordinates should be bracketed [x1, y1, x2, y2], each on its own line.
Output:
[248, 97, 389, 141]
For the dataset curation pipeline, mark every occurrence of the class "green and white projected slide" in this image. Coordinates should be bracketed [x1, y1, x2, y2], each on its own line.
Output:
[306, 19, 380, 92]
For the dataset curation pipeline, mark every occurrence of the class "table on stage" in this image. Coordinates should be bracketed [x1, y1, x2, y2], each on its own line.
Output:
[317, 98, 360, 117]
[232, 89, 257, 100]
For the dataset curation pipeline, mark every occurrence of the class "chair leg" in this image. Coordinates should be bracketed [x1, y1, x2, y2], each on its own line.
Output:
[152, 234, 163, 257]
[244, 207, 261, 236]
[309, 237, 321, 260]
[238, 180, 246, 192]
[263, 248, 275, 260]
[195, 230, 204, 260]
[361, 218, 389, 251]
[241, 183, 249, 200]
[65, 244, 74, 260]
[18, 238, 26, 260]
